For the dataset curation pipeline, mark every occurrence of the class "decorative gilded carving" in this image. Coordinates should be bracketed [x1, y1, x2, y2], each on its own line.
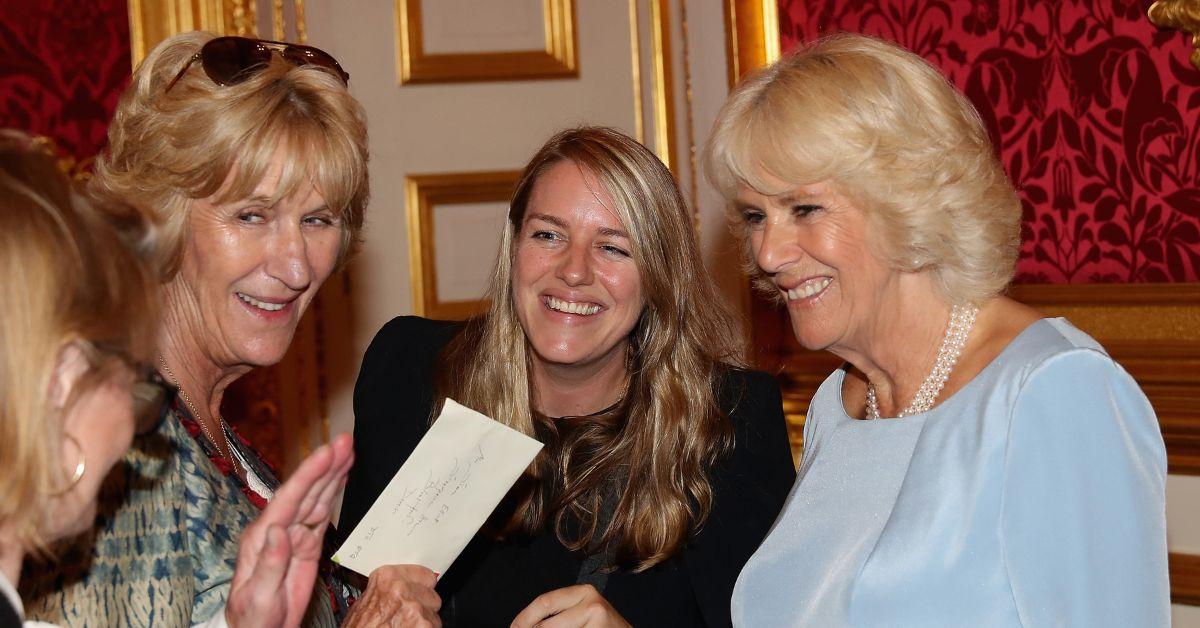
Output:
[127, 0, 257, 67]
[1149, 0, 1200, 70]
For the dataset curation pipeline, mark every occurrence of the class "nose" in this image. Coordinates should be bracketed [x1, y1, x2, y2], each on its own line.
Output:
[555, 240, 594, 287]
[753, 217, 799, 276]
[266, 223, 313, 292]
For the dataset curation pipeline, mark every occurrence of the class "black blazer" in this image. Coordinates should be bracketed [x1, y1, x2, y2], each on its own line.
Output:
[338, 316, 796, 627]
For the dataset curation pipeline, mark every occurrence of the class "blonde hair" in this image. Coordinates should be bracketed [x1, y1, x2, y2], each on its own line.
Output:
[92, 31, 369, 277]
[706, 33, 1021, 303]
[0, 132, 160, 552]
[439, 127, 744, 571]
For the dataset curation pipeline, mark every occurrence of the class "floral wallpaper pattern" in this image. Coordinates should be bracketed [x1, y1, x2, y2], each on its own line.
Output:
[778, 0, 1200, 283]
[0, 0, 130, 175]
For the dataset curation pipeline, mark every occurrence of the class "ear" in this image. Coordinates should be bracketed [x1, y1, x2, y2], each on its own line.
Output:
[48, 341, 89, 414]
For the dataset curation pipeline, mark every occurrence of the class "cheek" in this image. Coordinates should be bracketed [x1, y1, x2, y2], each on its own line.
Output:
[309, 232, 342, 279]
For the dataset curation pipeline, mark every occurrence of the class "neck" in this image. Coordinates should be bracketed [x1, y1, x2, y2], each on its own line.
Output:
[0, 529, 24, 596]
[158, 283, 250, 424]
[832, 274, 953, 417]
[530, 346, 629, 418]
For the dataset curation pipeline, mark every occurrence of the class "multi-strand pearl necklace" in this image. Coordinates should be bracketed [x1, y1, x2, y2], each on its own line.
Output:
[865, 303, 979, 420]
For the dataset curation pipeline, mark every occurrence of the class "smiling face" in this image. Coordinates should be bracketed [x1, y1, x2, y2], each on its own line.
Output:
[512, 161, 644, 373]
[169, 151, 341, 370]
[737, 178, 901, 353]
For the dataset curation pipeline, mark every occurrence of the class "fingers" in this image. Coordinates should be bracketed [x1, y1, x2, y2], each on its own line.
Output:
[511, 585, 591, 628]
[341, 564, 442, 628]
[226, 524, 290, 627]
[511, 585, 629, 628]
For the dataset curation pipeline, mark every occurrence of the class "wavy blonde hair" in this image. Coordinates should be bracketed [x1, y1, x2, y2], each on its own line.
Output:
[706, 33, 1021, 303]
[0, 132, 160, 553]
[91, 31, 369, 277]
[438, 127, 744, 571]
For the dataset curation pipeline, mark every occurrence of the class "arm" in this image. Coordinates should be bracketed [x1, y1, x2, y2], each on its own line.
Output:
[684, 370, 797, 628]
[1000, 350, 1169, 627]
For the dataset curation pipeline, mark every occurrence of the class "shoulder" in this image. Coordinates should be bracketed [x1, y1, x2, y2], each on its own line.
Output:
[1002, 318, 1130, 391]
[716, 367, 782, 421]
[365, 315, 462, 360]
[358, 316, 463, 384]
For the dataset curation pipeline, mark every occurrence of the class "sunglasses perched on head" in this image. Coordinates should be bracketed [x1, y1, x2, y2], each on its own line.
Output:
[132, 367, 176, 435]
[165, 36, 350, 93]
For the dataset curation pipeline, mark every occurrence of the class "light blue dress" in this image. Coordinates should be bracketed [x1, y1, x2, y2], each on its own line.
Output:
[731, 318, 1169, 627]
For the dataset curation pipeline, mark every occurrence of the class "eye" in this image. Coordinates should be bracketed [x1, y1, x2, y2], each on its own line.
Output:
[792, 204, 822, 217]
[740, 208, 765, 226]
[530, 230, 560, 241]
[303, 212, 338, 227]
[238, 211, 266, 224]
[600, 243, 631, 257]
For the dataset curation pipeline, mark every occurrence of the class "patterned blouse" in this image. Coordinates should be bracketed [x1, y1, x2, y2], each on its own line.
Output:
[20, 397, 347, 626]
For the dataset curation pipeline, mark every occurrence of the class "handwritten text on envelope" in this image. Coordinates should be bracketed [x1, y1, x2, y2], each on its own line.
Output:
[333, 398, 543, 577]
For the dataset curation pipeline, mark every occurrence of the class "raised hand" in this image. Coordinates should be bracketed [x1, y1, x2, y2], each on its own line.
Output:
[224, 433, 355, 628]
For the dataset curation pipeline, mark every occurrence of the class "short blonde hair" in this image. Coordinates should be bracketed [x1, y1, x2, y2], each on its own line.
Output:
[92, 31, 369, 277]
[706, 34, 1021, 303]
[0, 132, 159, 552]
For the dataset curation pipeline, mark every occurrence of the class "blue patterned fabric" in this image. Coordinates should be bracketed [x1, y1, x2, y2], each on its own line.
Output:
[21, 406, 336, 627]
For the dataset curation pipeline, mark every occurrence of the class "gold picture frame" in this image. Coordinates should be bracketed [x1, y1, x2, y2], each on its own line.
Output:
[406, 170, 521, 319]
[395, 0, 578, 84]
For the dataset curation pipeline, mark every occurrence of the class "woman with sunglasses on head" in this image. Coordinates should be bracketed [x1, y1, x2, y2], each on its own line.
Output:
[21, 30, 367, 626]
[336, 127, 796, 627]
[0, 133, 354, 628]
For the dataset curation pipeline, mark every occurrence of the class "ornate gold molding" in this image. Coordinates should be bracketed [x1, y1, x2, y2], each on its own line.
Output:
[127, 0, 256, 67]
[406, 170, 521, 319]
[722, 0, 779, 88]
[1149, 0, 1200, 70]
[395, 0, 578, 84]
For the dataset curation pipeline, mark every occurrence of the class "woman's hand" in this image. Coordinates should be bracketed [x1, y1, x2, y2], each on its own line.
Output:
[224, 433, 355, 628]
[510, 585, 631, 628]
[342, 564, 442, 627]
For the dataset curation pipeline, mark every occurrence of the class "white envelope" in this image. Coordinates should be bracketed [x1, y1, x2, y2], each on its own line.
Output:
[333, 398, 543, 577]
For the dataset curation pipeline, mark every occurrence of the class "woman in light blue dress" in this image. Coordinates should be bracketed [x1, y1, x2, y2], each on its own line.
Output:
[704, 34, 1169, 626]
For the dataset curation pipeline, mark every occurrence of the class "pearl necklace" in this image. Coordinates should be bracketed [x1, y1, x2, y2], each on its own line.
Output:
[157, 355, 239, 470]
[865, 303, 979, 419]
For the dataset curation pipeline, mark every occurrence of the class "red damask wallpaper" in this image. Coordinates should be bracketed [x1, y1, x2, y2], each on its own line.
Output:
[778, 0, 1200, 283]
[0, 0, 131, 175]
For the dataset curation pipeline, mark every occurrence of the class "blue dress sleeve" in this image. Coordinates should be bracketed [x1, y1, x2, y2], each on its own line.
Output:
[1000, 349, 1169, 627]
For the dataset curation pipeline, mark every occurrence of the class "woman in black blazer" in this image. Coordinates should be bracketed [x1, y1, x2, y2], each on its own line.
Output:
[339, 127, 795, 627]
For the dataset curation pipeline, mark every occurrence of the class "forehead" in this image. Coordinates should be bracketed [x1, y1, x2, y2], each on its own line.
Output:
[735, 178, 838, 206]
[212, 143, 327, 209]
[525, 161, 626, 231]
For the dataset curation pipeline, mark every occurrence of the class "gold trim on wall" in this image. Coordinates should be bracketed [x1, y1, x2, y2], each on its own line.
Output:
[722, 0, 779, 88]
[128, 0, 256, 67]
[395, 0, 578, 84]
[406, 171, 521, 320]
[649, 0, 677, 172]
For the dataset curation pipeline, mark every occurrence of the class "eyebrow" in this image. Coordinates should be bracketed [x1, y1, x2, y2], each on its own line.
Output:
[527, 212, 630, 239]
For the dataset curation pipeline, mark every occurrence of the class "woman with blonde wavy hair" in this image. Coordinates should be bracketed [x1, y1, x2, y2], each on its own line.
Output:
[21, 30, 367, 626]
[0, 133, 353, 628]
[707, 34, 1168, 625]
[337, 126, 795, 627]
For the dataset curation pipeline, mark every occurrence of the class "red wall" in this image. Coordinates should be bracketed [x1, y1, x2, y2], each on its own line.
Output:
[778, 0, 1200, 283]
[0, 0, 131, 173]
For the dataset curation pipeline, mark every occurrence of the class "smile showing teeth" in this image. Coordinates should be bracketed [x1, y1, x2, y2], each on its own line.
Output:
[238, 292, 286, 312]
[785, 277, 832, 301]
[545, 296, 601, 316]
